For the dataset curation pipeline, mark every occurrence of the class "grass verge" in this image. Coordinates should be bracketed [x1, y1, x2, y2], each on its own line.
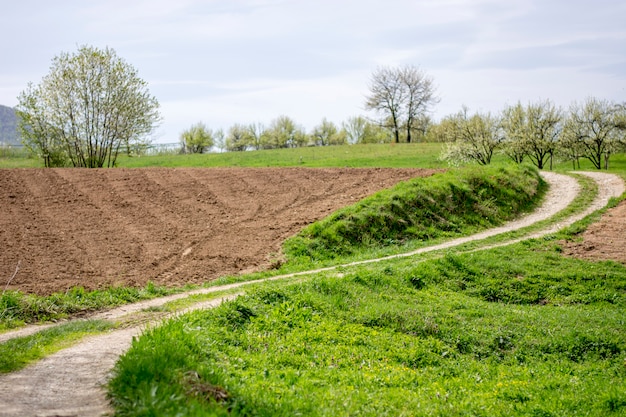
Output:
[0, 319, 114, 373]
[0, 282, 189, 331]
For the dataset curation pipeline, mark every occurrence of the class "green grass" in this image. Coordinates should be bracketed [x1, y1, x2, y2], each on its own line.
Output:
[0, 282, 188, 331]
[113, 143, 447, 168]
[0, 319, 114, 373]
[1, 143, 624, 414]
[0, 146, 41, 168]
[108, 239, 626, 416]
[105, 150, 626, 416]
[2, 141, 625, 173]
[283, 164, 545, 262]
[0, 142, 446, 168]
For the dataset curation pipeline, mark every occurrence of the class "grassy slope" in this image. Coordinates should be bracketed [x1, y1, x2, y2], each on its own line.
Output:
[284, 164, 545, 261]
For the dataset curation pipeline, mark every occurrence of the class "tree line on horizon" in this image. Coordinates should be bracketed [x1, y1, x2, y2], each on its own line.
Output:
[13, 45, 626, 170]
[183, 95, 626, 171]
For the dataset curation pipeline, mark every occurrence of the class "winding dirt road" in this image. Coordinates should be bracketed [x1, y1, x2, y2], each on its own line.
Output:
[0, 171, 624, 417]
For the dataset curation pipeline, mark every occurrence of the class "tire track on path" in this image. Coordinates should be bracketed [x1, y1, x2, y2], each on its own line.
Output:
[0, 171, 623, 417]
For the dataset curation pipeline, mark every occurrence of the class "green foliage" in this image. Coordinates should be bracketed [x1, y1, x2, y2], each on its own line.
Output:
[284, 164, 545, 261]
[0, 282, 178, 330]
[500, 100, 562, 169]
[562, 97, 626, 170]
[342, 116, 391, 144]
[108, 239, 626, 416]
[0, 320, 113, 373]
[261, 115, 307, 149]
[180, 122, 214, 154]
[16, 45, 160, 167]
[407, 243, 626, 306]
[311, 118, 347, 146]
[225, 123, 252, 152]
[439, 108, 503, 165]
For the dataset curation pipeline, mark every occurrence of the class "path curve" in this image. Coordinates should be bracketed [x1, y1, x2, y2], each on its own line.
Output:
[0, 171, 623, 417]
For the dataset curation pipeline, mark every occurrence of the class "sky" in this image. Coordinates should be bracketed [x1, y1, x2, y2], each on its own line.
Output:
[1, 0, 625, 143]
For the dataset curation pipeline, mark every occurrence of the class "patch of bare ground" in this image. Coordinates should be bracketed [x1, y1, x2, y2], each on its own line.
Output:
[562, 198, 626, 265]
[0, 167, 438, 295]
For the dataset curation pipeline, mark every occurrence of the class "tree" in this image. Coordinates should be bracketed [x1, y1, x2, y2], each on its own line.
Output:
[16, 45, 160, 167]
[261, 116, 306, 149]
[213, 128, 226, 153]
[225, 123, 251, 152]
[247, 122, 265, 150]
[562, 97, 624, 170]
[500, 100, 562, 169]
[440, 108, 502, 165]
[342, 116, 390, 144]
[180, 122, 213, 154]
[311, 118, 347, 146]
[365, 65, 438, 143]
[343, 116, 367, 144]
[426, 117, 460, 143]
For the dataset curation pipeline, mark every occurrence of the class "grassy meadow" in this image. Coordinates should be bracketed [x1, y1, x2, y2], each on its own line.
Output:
[1, 144, 626, 416]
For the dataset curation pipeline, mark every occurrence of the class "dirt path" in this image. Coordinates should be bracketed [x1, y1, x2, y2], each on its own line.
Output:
[0, 171, 623, 417]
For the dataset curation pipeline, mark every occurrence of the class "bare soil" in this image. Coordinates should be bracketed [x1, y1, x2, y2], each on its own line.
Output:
[562, 199, 626, 264]
[0, 167, 439, 295]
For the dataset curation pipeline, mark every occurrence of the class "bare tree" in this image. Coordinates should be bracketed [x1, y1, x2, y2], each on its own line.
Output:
[401, 67, 438, 143]
[365, 65, 438, 143]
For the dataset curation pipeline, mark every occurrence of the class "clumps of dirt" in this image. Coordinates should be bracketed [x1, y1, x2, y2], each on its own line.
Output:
[561, 199, 626, 265]
[0, 167, 440, 295]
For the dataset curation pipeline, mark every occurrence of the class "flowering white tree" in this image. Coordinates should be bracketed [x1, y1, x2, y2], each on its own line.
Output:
[17, 45, 160, 167]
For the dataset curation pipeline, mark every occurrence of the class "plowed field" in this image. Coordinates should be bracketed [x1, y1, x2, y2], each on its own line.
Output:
[0, 167, 438, 295]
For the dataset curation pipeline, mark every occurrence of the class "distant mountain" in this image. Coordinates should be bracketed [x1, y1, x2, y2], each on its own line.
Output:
[0, 104, 20, 145]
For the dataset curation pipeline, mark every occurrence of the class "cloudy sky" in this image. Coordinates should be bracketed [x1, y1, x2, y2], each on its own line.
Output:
[1, 0, 624, 143]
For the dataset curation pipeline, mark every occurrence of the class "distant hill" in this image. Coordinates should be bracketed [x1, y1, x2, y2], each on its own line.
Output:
[0, 104, 20, 145]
